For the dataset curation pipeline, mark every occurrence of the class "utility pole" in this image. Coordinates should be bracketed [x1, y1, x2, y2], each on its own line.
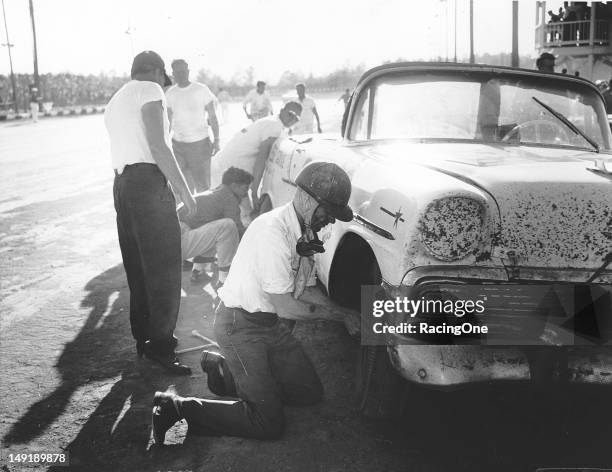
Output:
[469, 0, 475, 63]
[454, 0, 457, 62]
[1, 0, 18, 112]
[28, 0, 39, 92]
[511, 0, 519, 67]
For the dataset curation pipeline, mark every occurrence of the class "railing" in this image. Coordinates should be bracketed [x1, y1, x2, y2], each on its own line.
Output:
[540, 20, 610, 48]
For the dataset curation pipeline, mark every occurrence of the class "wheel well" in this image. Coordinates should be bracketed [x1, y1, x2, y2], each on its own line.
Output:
[328, 233, 381, 310]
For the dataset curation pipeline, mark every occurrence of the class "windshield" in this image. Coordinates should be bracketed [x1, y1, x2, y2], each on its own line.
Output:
[351, 71, 611, 151]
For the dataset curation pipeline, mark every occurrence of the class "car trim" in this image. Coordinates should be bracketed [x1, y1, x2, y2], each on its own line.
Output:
[398, 265, 612, 287]
[281, 178, 297, 187]
[353, 214, 395, 240]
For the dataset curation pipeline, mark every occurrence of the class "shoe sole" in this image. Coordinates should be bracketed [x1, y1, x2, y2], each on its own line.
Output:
[144, 353, 192, 376]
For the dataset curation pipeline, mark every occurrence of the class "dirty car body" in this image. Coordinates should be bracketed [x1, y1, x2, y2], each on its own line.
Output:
[260, 63, 612, 412]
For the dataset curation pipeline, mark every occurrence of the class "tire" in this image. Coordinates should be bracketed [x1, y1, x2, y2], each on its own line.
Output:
[355, 345, 407, 420]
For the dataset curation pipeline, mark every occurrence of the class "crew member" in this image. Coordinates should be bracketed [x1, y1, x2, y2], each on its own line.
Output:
[166, 59, 220, 192]
[152, 162, 359, 443]
[104, 50, 196, 375]
[178, 167, 252, 285]
[211, 101, 302, 225]
[243, 81, 273, 121]
[292, 83, 322, 134]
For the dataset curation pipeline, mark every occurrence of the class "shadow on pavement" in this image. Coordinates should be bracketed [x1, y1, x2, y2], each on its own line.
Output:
[3, 264, 206, 470]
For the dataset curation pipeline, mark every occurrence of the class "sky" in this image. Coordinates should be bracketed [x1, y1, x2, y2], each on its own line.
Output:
[0, 0, 564, 82]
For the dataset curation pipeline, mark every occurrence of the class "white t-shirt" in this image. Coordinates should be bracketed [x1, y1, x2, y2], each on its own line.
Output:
[243, 89, 273, 116]
[292, 95, 316, 134]
[211, 115, 285, 187]
[104, 80, 170, 173]
[166, 82, 215, 143]
[219, 203, 302, 313]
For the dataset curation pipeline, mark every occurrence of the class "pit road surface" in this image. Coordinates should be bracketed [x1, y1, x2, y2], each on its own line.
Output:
[1, 96, 612, 472]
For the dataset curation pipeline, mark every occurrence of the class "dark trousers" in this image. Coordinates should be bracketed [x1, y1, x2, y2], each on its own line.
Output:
[179, 305, 323, 439]
[113, 163, 182, 354]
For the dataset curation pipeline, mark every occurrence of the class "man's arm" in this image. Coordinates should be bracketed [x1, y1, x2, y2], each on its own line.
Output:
[250, 137, 276, 209]
[268, 288, 360, 334]
[205, 101, 220, 154]
[312, 105, 322, 133]
[222, 195, 246, 237]
[141, 100, 196, 216]
[167, 107, 173, 132]
[243, 92, 252, 120]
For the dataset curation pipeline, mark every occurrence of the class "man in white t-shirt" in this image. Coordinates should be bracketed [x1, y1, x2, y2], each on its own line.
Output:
[151, 162, 360, 444]
[216, 87, 231, 124]
[211, 101, 302, 224]
[104, 51, 196, 375]
[166, 59, 220, 192]
[292, 83, 322, 135]
[243, 81, 273, 121]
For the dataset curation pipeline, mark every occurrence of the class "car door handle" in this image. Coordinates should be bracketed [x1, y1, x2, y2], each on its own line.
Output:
[295, 148, 305, 153]
[282, 178, 297, 187]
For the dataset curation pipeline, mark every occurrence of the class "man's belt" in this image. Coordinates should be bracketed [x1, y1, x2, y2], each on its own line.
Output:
[218, 302, 278, 327]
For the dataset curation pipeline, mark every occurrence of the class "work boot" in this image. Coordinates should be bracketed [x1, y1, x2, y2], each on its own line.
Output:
[143, 341, 192, 376]
[200, 350, 236, 396]
[152, 389, 182, 445]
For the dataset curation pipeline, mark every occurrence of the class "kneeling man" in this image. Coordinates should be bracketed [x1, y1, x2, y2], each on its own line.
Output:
[152, 162, 356, 442]
[178, 167, 252, 286]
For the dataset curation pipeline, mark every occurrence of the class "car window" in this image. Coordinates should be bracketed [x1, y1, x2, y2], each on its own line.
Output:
[352, 71, 611, 151]
[499, 83, 606, 147]
[350, 87, 370, 140]
[371, 79, 479, 140]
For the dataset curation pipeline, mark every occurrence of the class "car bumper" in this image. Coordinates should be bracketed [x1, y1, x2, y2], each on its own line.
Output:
[382, 265, 612, 387]
[388, 344, 612, 386]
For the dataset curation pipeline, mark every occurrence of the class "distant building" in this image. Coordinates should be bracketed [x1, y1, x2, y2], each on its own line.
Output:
[535, 1, 612, 81]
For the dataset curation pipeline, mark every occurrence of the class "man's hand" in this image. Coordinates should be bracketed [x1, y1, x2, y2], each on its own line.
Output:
[212, 140, 220, 155]
[343, 309, 361, 336]
[180, 190, 197, 218]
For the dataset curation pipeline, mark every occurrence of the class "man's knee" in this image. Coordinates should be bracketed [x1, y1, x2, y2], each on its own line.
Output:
[218, 218, 239, 240]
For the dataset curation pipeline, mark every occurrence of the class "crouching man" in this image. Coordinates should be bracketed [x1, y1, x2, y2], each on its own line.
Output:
[152, 162, 358, 443]
[178, 167, 252, 287]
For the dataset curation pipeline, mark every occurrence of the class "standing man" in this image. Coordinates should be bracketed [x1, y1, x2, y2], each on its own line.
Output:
[152, 162, 360, 444]
[104, 50, 196, 375]
[338, 88, 350, 109]
[243, 81, 273, 121]
[212, 101, 302, 224]
[292, 83, 321, 135]
[178, 167, 253, 285]
[29, 84, 40, 122]
[217, 87, 232, 124]
[166, 59, 220, 192]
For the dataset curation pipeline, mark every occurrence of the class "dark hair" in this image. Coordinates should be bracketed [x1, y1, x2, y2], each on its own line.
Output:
[171, 59, 188, 68]
[536, 52, 555, 68]
[222, 167, 253, 186]
[295, 82, 305, 88]
[256, 81, 266, 87]
[283, 100, 303, 115]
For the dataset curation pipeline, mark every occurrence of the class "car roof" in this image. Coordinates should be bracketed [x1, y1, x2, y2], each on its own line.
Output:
[356, 61, 601, 94]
